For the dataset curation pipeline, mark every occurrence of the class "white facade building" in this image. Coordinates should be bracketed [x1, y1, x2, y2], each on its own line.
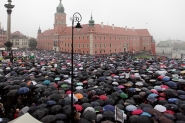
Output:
[11, 31, 29, 48]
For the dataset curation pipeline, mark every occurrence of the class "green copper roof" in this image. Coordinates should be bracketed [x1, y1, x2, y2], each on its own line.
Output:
[57, 0, 65, 13]
[89, 12, 95, 26]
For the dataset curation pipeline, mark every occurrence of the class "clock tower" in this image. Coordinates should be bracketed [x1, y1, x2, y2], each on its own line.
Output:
[54, 0, 66, 34]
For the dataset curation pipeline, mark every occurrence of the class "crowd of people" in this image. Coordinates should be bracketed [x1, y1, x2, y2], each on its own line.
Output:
[0, 50, 184, 123]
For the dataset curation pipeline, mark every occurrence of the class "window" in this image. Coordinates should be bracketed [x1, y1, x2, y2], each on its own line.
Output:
[110, 43, 111, 47]
[87, 44, 89, 48]
[95, 36, 96, 39]
[104, 43, 106, 48]
[82, 44, 84, 48]
[100, 44, 102, 48]
[87, 36, 88, 39]
[95, 44, 97, 48]
[79, 36, 80, 39]
[78, 43, 80, 48]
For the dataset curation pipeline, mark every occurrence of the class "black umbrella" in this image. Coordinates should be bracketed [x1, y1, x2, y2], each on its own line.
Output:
[164, 104, 179, 111]
[32, 110, 45, 120]
[164, 89, 178, 97]
[82, 110, 96, 121]
[55, 113, 67, 120]
[62, 105, 71, 115]
[36, 104, 47, 110]
[80, 97, 89, 103]
[105, 98, 115, 105]
[77, 118, 92, 123]
[163, 113, 176, 120]
[137, 115, 154, 123]
[102, 110, 114, 118]
[175, 113, 185, 121]
[50, 105, 61, 113]
[41, 115, 56, 123]
[49, 94, 61, 101]
[82, 103, 92, 109]
[138, 103, 153, 109]
[96, 99, 104, 106]
[7, 90, 18, 96]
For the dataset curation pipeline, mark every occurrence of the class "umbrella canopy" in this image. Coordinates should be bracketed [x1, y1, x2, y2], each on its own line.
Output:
[82, 110, 96, 121]
[40, 115, 55, 123]
[154, 105, 166, 112]
[126, 105, 137, 112]
[18, 87, 30, 94]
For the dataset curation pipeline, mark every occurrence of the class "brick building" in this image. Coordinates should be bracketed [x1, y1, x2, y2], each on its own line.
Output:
[0, 22, 7, 47]
[37, 0, 155, 55]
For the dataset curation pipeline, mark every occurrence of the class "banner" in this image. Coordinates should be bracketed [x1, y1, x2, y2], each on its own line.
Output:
[115, 106, 124, 123]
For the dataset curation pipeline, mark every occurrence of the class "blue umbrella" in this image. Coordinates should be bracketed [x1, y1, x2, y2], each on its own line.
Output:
[177, 90, 185, 95]
[43, 80, 51, 85]
[46, 100, 56, 106]
[147, 96, 157, 102]
[165, 81, 177, 88]
[103, 104, 115, 112]
[168, 98, 178, 103]
[154, 86, 162, 91]
[162, 76, 170, 81]
[18, 87, 30, 94]
[55, 77, 60, 81]
[140, 112, 151, 117]
[128, 88, 136, 92]
[126, 105, 137, 111]
[148, 93, 158, 98]
[179, 95, 185, 100]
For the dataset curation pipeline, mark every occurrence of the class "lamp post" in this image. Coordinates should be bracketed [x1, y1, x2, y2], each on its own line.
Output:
[70, 12, 82, 121]
[4, 0, 14, 62]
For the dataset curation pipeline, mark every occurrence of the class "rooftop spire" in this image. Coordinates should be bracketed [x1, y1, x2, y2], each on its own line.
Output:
[89, 11, 95, 26]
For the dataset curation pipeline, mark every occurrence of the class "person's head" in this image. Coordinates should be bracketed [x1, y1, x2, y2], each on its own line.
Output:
[16, 109, 19, 112]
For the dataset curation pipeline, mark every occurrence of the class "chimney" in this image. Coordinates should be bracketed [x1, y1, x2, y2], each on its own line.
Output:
[112, 24, 114, 30]
[132, 27, 134, 31]
[125, 26, 127, 31]
[101, 22, 103, 28]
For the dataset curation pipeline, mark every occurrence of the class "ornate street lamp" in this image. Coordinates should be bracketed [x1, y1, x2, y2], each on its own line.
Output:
[4, 0, 14, 62]
[70, 12, 82, 121]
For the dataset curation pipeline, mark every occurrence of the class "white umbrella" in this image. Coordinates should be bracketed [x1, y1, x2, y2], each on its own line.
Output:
[154, 105, 166, 112]
[135, 82, 143, 86]
[76, 86, 83, 90]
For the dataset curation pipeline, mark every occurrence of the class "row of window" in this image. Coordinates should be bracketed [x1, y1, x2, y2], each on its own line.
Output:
[0, 38, 5, 40]
[38, 35, 151, 41]
[142, 42, 150, 45]
[11, 39, 28, 41]
[14, 42, 28, 45]
[40, 42, 145, 49]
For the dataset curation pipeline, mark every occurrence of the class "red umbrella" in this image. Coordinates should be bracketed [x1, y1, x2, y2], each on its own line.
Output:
[132, 109, 143, 115]
[158, 76, 164, 80]
[151, 89, 159, 94]
[99, 95, 107, 101]
[158, 97, 166, 100]
[74, 104, 83, 112]
[159, 93, 166, 97]
[66, 90, 72, 94]
[52, 84, 58, 88]
[163, 110, 175, 115]
[161, 85, 169, 90]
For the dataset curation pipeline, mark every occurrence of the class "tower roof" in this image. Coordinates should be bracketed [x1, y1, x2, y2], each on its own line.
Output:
[57, 0, 65, 13]
[89, 12, 95, 26]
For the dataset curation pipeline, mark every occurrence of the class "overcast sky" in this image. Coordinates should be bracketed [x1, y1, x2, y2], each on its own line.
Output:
[0, 0, 185, 42]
